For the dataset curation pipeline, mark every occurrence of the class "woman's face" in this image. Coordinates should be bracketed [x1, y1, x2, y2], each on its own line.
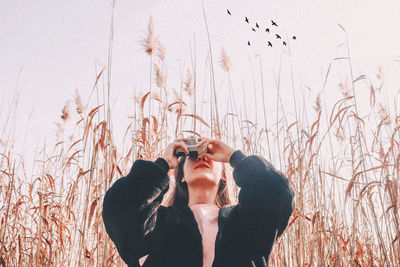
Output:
[182, 154, 223, 187]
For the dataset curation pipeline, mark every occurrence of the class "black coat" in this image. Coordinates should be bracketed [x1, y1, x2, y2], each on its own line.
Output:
[102, 150, 294, 267]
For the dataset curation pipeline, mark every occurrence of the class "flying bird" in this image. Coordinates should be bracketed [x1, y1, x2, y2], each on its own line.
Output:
[275, 34, 281, 39]
[268, 41, 272, 47]
[227, 9, 231, 15]
[245, 17, 249, 23]
[283, 41, 287, 46]
[265, 28, 269, 33]
[252, 28, 256, 32]
[256, 22, 259, 28]
[292, 36, 296, 40]
[248, 41, 251, 46]
[271, 20, 278, 26]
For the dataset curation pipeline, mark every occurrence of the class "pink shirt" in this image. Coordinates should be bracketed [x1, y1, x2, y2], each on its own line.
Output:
[189, 204, 220, 267]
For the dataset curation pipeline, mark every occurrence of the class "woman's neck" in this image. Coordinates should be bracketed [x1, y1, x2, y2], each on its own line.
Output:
[187, 184, 218, 206]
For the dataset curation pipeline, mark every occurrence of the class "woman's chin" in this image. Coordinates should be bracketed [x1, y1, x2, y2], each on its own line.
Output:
[186, 176, 219, 187]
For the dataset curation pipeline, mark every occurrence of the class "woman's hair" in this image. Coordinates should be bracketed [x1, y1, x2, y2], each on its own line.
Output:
[166, 155, 233, 208]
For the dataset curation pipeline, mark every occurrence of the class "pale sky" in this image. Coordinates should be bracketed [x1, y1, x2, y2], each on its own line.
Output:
[1, 0, 399, 170]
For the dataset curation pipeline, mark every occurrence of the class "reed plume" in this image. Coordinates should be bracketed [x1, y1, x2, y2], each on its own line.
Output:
[339, 79, 353, 98]
[75, 88, 84, 115]
[154, 63, 165, 88]
[61, 101, 71, 121]
[184, 69, 194, 96]
[220, 47, 231, 72]
[142, 16, 159, 56]
[378, 102, 391, 125]
[157, 42, 166, 61]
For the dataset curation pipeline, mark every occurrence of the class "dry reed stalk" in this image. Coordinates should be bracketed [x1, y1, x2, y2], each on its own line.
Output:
[142, 16, 160, 124]
[221, 50, 243, 152]
[258, 57, 273, 162]
[202, 2, 221, 138]
[153, 57, 166, 129]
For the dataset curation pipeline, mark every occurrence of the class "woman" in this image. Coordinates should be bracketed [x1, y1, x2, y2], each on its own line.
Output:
[102, 137, 294, 267]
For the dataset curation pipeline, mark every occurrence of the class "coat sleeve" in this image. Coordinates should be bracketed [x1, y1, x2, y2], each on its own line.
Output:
[102, 157, 170, 266]
[217, 150, 294, 260]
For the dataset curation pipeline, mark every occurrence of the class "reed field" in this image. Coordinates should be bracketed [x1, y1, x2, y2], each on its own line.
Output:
[1, 15, 399, 267]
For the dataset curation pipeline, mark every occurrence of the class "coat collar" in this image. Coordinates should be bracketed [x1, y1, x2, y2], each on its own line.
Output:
[174, 203, 236, 243]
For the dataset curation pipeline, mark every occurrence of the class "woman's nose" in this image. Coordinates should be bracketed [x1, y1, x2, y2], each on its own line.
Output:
[197, 155, 208, 161]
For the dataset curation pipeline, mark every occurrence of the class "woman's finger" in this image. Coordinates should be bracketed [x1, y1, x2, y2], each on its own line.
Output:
[174, 143, 189, 155]
[199, 152, 217, 161]
[197, 139, 208, 151]
[202, 140, 213, 153]
[198, 137, 210, 144]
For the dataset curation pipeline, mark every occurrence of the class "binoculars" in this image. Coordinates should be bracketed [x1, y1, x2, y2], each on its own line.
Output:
[174, 136, 205, 158]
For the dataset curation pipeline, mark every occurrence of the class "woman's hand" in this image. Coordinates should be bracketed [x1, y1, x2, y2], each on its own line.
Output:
[198, 137, 235, 163]
[163, 138, 189, 169]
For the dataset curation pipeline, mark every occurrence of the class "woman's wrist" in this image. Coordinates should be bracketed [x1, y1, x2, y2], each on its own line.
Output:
[226, 148, 236, 162]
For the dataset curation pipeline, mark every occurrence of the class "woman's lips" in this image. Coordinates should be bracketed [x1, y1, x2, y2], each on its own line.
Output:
[195, 163, 209, 169]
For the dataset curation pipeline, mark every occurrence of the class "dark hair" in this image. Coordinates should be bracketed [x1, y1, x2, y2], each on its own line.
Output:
[166, 155, 233, 208]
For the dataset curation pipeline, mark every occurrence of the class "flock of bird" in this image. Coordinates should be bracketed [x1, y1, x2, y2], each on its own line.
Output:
[227, 9, 296, 48]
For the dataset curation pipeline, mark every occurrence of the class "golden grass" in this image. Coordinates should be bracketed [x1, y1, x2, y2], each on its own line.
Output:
[1, 16, 399, 267]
